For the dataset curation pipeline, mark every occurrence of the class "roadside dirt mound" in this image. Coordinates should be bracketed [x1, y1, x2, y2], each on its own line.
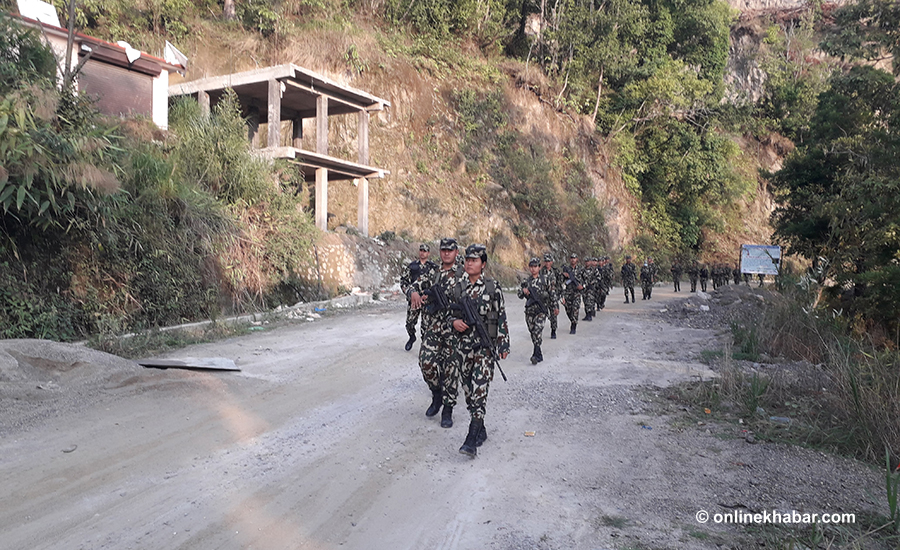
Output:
[0, 339, 194, 434]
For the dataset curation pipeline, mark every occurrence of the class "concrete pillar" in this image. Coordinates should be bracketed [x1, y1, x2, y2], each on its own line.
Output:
[267, 78, 282, 148]
[357, 177, 368, 237]
[316, 95, 328, 155]
[292, 118, 303, 149]
[315, 168, 328, 231]
[198, 90, 210, 117]
[247, 107, 260, 149]
[358, 110, 369, 165]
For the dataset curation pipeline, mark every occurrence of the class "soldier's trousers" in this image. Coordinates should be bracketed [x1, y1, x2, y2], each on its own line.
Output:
[700, 279, 708, 292]
[452, 345, 494, 421]
[595, 287, 606, 310]
[418, 323, 460, 407]
[673, 278, 680, 292]
[690, 277, 698, 292]
[549, 308, 558, 332]
[525, 307, 547, 346]
[563, 292, 581, 324]
[405, 305, 421, 338]
[641, 280, 653, 299]
[583, 287, 596, 316]
[623, 284, 635, 302]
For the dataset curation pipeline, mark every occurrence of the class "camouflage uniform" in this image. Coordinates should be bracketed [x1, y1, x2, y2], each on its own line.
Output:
[687, 263, 699, 292]
[640, 263, 654, 300]
[598, 258, 613, 309]
[561, 258, 583, 333]
[733, 266, 741, 285]
[580, 258, 600, 321]
[699, 266, 709, 292]
[448, 274, 510, 422]
[621, 260, 637, 303]
[540, 254, 563, 338]
[518, 264, 553, 362]
[671, 262, 682, 292]
[400, 255, 437, 344]
[410, 242, 466, 413]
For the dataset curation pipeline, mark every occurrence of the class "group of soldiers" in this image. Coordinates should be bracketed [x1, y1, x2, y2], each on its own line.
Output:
[399, 239, 510, 459]
[399, 242, 761, 458]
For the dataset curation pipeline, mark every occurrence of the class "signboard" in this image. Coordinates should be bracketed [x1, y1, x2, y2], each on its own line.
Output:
[740, 245, 781, 275]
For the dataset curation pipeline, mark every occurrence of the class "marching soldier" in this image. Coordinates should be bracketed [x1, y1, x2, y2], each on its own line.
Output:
[400, 244, 438, 351]
[541, 253, 562, 339]
[449, 244, 510, 458]
[640, 257, 656, 300]
[582, 257, 599, 321]
[518, 257, 556, 364]
[407, 238, 466, 429]
[561, 253, 584, 333]
[733, 264, 742, 285]
[699, 264, 709, 292]
[598, 256, 613, 309]
[687, 260, 699, 292]
[621, 255, 637, 303]
[671, 260, 682, 292]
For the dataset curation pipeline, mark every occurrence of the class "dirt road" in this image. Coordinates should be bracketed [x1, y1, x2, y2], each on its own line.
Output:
[0, 287, 884, 549]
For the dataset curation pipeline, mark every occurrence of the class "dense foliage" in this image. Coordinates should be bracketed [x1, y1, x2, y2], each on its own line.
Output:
[0, 15, 316, 340]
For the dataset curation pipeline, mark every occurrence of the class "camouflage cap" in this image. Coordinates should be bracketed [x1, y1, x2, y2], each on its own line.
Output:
[419, 243, 430, 252]
[528, 257, 540, 267]
[543, 253, 553, 262]
[465, 243, 487, 260]
[569, 253, 578, 259]
[439, 237, 458, 250]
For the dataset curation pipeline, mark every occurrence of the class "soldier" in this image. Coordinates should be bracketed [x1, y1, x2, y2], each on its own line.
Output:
[582, 257, 599, 321]
[640, 257, 657, 300]
[541, 253, 562, 339]
[621, 255, 637, 303]
[407, 237, 466, 429]
[599, 256, 613, 309]
[758, 273, 765, 287]
[561, 253, 584, 334]
[518, 257, 556, 364]
[699, 264, 709, 292]
[733, 264, 741, 285]
[744, 271, 752, 285]
[671, 260, 682, 292]
[400, 243, 438, 351]
[449, 244, 510, 458]
[687, 260, 699, 293]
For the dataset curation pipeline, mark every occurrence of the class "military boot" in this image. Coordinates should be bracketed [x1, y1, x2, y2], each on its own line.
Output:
[404, 334, 416, 351]
[569, 322, 576, 334]
[530, 344, 539, 365]
[425, 388, 442, 417]
[440, 406, 453, 428]
[535, 345, 543, 363]
[550, 329, 557, 339]
[475, 424, 487, 447]
[459, 418, 484, 457]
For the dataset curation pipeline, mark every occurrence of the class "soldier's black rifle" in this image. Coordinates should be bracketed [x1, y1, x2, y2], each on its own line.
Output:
[562, 265, 582, 289]
[422, 282, 451, 315]
[519, 275, 547, 314]
[454, 295, 508, 382]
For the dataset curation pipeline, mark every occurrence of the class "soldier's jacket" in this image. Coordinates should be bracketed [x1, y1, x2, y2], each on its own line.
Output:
[518, 272, 553, 312]
[540, 265, 563, 304]
[400, 259, 438, 300]
[687, 265, 699, 280]
[640, 264, 653, 283]
[600, 264, 613, 292]
[410, 262, 466, 331]
[449, 275, 511, 355]
[621, 263, 637, 286]
[700, 267, 709, 279]
[581, 265, 600, 290]
[561, 265, 582, 295]
[671, 265, 683, 279]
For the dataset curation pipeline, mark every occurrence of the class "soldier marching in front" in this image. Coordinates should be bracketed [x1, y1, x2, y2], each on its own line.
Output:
[561, 253, 584, 333]
[399, 243, 438, 351]
[541, 253, 562, 339]
[407, 238, 466, 429]
[448, 244, 510, 458]
[699, 264, 709, 292]
[640, 257, 658, 300]
[621, 255, 637, 303]
[518, 257, 556, 364]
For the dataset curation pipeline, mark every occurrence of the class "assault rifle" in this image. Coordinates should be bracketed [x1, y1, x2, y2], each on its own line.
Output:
[519, 276, 547, 314]
[562, 266, 582, 289]
[423, 283, 450, 315]
[455, 295, 508, 382]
